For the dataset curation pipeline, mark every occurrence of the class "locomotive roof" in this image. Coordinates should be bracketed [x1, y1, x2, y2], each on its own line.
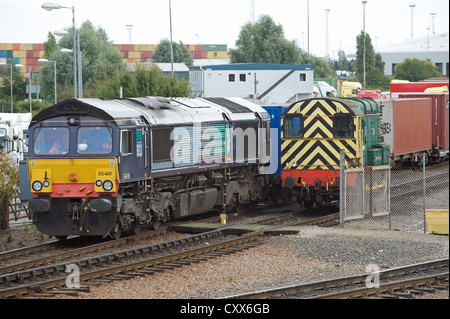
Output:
[30, 97, 269, 127]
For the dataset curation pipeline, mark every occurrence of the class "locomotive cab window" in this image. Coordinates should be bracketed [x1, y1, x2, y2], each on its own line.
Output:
[284, 115, 303, 138]
[77, 127, 112, 154]
[333, 113, 354, 138]
[120, 130, 133, 155]
[34, 127, 69, 155]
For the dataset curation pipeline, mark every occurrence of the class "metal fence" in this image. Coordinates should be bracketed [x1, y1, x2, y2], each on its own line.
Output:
[342, 157, 449, 234]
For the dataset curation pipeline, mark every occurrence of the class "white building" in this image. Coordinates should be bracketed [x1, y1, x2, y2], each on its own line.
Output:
[377, 32, 449, 76]
[190, 63, 314, 104]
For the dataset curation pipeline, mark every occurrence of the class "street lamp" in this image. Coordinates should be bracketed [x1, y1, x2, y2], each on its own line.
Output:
[169, 0, 174, 76]
[362, 1, 367, 90]
[42, 3, 77, 98]
[60, 47, 82, 98]
[14, 64, 32, 113]
[38, 58, 57, 104]
[0, 62, 13, 113]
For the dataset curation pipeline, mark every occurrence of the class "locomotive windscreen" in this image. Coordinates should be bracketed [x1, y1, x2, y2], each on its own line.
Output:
[203, 97, 252, 113]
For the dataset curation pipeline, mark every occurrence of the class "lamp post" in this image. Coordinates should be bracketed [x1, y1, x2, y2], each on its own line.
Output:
[38, 58, 57, 104]
[14, 64, 32, 113]
[60, 47, 82, 98]
[169, 0, 174, 76]
[42, 3, 77, 98]
[0, 62, 13, 113]
[362, 1, 367, 90]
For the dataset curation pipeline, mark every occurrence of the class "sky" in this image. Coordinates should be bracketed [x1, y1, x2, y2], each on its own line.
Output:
[0, 0, 448, 59]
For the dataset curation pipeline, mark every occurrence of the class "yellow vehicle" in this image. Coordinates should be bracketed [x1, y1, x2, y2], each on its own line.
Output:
[340, 81, 362, 97]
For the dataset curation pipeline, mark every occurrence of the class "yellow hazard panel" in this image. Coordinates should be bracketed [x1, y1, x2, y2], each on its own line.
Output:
[30, 169, 52, 193]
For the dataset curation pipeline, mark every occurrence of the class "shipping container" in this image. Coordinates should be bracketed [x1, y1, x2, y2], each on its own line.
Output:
[399, 93, 449, 155]
[13, 43, 20, 51]
[376, 98, 432, 161]
[261, 105, 289, 177]
[0, 50, 6, 58]
[128, 51, 140, 59]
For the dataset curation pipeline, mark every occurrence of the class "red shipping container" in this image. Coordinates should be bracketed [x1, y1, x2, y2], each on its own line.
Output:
[201, 51, 208, 59]
[195, 45, 201, 51]
[26, 50, 33, 58]
[377, 98, 432, 157]
[399, 93, 449, 151]
[13, 43, 20, 50]
[33, 43, 44, 50]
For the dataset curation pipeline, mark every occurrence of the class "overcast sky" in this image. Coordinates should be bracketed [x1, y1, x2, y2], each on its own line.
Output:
[1, 0, 448, 58]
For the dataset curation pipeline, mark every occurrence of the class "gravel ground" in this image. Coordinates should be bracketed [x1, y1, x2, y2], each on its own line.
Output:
[48, 226, 449, 299]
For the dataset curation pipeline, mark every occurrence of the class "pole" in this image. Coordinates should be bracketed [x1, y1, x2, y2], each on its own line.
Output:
[339, 149, 345, 228]
[169, 0, 174, 76]
[72, 6, 77, 98]
[362, 1, 367, 90]
[423, 153, 426, 233]
[10, 64, 13, 113]
[78, 34, 82, 98]
[54, 61, 57, 104]
[28, 67, 31, 113]
[307, 0, 310, 53]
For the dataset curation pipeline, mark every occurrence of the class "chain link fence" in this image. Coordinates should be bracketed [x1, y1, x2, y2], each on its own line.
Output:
[342, 160, 449, 234]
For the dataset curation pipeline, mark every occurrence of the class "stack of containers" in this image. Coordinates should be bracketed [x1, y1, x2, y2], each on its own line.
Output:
[0, 43, 45, 80]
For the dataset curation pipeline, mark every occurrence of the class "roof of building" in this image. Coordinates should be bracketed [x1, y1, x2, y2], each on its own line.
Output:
[201, 63, 314, 71]
[378, 32, 449, 53]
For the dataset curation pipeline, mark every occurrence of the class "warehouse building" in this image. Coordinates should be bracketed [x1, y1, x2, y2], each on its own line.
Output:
[377, 32, 449, 77]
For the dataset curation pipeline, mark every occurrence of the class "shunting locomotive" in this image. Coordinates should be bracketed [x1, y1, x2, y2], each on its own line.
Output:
[24, 97, 272, 239]
[280, 97, 389, 208]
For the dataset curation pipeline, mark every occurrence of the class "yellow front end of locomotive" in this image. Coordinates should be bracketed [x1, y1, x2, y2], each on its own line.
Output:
[28, 158, 119, 196]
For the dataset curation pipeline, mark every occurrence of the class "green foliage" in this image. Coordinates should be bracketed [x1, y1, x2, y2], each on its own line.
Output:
[394, 58, 441, 82]
[0, 154, 19, 201]
[229, 15, 299, 64]
[152, 39, 193, 67]
[95, 65, 191, 98]
[355, 31, 390, 90]
[0, 63, 28, 109]
[38, 20, 124, 102]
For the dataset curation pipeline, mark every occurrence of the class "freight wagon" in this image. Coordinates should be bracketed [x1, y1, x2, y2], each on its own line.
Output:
[376, 98, 433, 166]
[399, 92, 449, 162]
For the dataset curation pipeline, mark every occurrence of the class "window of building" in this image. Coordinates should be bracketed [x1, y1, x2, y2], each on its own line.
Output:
[239, 74, 247, 82]
[228, 74, 236, 82]
[299, 73, 306, 81]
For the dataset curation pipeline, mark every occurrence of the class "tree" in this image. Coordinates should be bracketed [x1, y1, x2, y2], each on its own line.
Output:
[0, 154, 19, 230]
[152, 39, 193, 67]
[229, 15, 299, 64]
[95, 65, 191, 98]
[38, 20, 124, 101]
[394, 58, 441, 82]
[0, 62, 28, 111]
[355, 31, 390, 89]
[335, 50, 349, 71]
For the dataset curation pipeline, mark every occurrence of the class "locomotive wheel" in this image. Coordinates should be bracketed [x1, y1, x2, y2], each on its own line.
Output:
[132, 222, 142, 235]
[152, 219, 161, 230]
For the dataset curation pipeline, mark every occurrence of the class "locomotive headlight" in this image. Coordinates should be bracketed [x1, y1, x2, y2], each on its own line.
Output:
[32, 181, 43, 192]
[43, 181, 50, 188]
[96, 180, 103, 187]
[102, 180, 113, 191]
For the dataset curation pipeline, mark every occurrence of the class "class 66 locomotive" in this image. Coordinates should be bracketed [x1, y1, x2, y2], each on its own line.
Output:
[280, 97, 389, 208]
[22, 97, 272, 239]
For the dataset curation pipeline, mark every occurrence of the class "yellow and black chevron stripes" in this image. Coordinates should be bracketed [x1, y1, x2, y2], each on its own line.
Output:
[281, 139, 357, 170]
[281, 98, 360, 171]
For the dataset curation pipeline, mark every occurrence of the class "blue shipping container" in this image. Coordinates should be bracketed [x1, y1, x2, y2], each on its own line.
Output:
[262, 105, 289, 177]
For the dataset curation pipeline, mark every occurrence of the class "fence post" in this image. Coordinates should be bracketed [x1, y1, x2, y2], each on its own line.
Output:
[339, 149, 345, 228]
[423, 153, 426, 233]
[0, 197, 9, 230]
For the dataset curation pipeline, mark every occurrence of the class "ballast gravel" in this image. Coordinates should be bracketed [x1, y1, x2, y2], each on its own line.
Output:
[51, 226, 449, 299]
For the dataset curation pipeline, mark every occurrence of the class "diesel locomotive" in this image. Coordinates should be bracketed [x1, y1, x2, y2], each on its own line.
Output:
[24, 97, 272, 239]
[280, 97, 389, 208]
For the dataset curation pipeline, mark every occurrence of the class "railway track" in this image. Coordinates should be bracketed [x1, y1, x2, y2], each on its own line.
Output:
[221, 258, 449, 299]
[0, 205, 338, 298]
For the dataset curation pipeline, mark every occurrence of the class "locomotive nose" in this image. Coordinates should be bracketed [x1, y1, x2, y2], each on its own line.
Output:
[284, 176, 296, 189]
